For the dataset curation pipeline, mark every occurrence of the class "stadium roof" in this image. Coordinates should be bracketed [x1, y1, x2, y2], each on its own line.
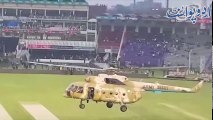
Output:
[0, 0, 88, 5]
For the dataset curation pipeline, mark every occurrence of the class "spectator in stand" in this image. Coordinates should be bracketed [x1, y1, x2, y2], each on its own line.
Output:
[120, 32, 170, 67]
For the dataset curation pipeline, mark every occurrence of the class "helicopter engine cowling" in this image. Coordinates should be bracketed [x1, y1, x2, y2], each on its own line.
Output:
[85, 76, 99, 83]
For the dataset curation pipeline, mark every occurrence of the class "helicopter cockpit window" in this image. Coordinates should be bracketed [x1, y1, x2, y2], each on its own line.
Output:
[68, 85, 75, 91]
[76, 86, 84, 93]
[72, 86, 78, 92]
[104, 78, 126, 85]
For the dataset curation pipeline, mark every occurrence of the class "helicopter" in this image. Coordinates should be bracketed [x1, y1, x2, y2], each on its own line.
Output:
[64, 68, 204, 112]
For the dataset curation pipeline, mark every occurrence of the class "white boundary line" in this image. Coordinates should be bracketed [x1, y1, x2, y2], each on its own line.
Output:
[0, 104, 13, 120]
[160, 103, 208, 120]
[21, 103, 59, 120]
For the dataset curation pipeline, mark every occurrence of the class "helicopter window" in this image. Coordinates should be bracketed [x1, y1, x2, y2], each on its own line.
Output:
[104, 78, 126, 85]
[72, 86, 78, 92]
[76, 86, 84, 93]
[68, 85, 75, 91]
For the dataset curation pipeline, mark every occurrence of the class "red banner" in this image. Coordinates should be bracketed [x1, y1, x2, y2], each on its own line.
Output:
[28, 44, 51, 49]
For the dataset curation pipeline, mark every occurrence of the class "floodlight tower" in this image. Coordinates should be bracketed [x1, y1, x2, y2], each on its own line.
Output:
[134, 0, 136, 6]
[166, 0, 169, 9]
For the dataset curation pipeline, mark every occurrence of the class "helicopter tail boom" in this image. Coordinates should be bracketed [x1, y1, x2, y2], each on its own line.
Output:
[131, 80, 204, 93]
[190, 80, 204, 93]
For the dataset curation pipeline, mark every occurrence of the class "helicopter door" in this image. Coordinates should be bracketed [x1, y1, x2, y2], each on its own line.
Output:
[88, 87, 95, 99]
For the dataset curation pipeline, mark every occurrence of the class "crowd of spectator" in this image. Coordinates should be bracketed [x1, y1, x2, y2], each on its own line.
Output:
[164, 33, 211, 68]
[29, 50, 96, 61]
[120, 32, 170, 67]
[1, 19, 87, 41]
[98, 27, 123, 50]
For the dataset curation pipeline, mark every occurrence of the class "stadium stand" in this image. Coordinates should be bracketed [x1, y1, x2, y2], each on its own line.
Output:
[164, 33, 212, 68]
[98, 26, 123, 50]
[0, 0, 212, 71]
[120, 29, 170, 67]
[0, 0, 97, 63]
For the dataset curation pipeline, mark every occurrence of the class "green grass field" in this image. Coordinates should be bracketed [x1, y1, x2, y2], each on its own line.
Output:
[0, 73, 212, 120]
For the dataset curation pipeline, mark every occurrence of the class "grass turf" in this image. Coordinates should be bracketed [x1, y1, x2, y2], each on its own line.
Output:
[0, 73, 212, 120]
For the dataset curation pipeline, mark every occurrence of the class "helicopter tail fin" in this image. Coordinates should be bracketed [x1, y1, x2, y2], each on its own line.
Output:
[191, 80, 204, 93]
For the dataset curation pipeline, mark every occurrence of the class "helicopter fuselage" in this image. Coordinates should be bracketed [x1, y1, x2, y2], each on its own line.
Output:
[65, 82, 142, 104]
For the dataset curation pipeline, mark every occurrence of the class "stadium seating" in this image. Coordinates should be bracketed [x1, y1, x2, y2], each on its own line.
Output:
[0, 0, 211, 70]
[120, 32, 170, 67]
[1, 22, 85, 41]
[98, 30, 122, 49]
[164, 33, 212, 68]
[29, 49, 95, 61]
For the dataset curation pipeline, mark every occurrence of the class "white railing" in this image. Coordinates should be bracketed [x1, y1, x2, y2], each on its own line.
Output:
[20, 40, 96, 48]
[37, 59, 89, 64]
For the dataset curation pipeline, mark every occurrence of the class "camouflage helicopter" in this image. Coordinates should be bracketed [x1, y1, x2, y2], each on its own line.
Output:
[64, 68, 204, 112]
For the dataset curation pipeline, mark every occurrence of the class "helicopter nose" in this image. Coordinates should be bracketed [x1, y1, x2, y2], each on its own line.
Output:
[64, 90, 71, 98]
[67, 91, 71, 96]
